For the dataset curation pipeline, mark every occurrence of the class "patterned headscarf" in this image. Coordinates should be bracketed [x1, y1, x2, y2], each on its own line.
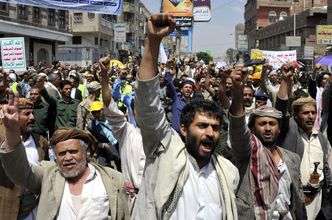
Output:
[248, 105, 282, 128]
[18, 98, 33, 109]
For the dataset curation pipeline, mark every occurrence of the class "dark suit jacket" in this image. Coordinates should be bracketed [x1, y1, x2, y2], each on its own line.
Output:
[229, 113, 307, 219]
[0, 132, 48, 220]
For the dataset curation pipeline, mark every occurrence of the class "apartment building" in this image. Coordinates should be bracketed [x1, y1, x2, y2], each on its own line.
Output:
[58, 0, 149, 66]
[244, 0, 327, 50]
[0, 3, 71, 66]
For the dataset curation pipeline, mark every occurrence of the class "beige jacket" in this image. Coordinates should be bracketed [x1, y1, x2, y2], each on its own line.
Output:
[132, 75, 239, 220]
[0, 143, 129, 220]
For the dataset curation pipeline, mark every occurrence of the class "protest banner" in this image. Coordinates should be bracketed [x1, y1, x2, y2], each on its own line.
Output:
[251, 49, 297, 69]
[0, 0, 123, 15]
[1, 37, 27, 72]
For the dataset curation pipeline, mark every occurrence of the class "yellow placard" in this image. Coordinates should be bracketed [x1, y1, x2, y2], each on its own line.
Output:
[163, 0, 193, 17]
[251, 50, 263, 60]
[317, 25, 332, 45]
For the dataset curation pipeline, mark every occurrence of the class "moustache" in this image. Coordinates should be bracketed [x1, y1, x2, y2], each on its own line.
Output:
[63, 160, 77, 166]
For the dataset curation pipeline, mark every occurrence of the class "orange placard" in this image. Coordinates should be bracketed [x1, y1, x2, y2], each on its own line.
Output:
[163, 0, 193, 17]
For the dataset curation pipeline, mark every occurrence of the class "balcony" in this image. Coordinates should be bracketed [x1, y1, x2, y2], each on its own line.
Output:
[101, 19, 113, 29]
[258, 0, 293, 8]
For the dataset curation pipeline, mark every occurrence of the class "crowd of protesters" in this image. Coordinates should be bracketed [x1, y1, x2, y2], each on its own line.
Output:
[0, 13, 332, 220]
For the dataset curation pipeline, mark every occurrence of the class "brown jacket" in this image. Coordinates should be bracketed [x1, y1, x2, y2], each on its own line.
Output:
[0, 130, 49, 220]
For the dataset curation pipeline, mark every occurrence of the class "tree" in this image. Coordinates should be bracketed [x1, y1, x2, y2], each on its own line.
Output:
[196, 51, 213, 64]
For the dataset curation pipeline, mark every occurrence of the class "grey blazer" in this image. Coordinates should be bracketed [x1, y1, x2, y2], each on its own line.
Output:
[229, 113, 307, 219]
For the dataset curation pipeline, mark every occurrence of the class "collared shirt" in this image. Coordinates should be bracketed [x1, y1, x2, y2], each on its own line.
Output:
[22, 134, 39, 166]
[57, 164, 110, 220]
[272, 159, 292, 220]
[300, 129, 324, 219]
[96, 120, 117, 145]
[169, 158, 222, 220]
[33, 100, 50, 135]
[55, 98, 79, 129]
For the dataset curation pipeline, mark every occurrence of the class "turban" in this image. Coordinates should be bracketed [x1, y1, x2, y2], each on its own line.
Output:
[18, 98, 33, 109]
[50, 127, 97, 155]
[248, 106, 282, 127]
[291, 96, 316, 114]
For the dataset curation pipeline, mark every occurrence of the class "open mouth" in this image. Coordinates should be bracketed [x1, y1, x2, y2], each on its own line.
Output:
[306, 121, 314, 126]
[201, 140, 213, 153]
[263, 133, 272, 140]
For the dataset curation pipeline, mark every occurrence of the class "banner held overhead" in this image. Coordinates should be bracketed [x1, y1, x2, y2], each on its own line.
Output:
[0, 0, 123, 15]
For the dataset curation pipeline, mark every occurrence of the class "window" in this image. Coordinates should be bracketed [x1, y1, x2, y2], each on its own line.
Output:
[58, 10, 66, 26]
[33, 7, 40, 22]
[48, 9, 55, 25]
[72, 36, 82, 44]
[95, 37, 98, 45]
[17, 5, 27, 18]
[88, 12, 95, 19]
[73, 13, 83, 24]
[280, 11, 288, 20]
[269, 11, 277, 23]
[0, 3, 7, 12]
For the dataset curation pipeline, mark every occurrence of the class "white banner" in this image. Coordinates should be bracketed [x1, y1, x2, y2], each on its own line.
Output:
[1, 37, 27, 72]
[114, 23, 126, 43]
[251, 49, 297, 69]
[0, 0, 123, 15]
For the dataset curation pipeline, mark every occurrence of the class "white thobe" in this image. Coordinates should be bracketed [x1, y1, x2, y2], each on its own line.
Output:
[169, 159, 222, 220]
[57, 164, 110, 220]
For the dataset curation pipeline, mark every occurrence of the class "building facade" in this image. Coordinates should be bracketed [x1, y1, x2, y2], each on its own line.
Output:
[244, 0, 327, 51]
[0, 3, 71, 67]
[257, 7, 327, 62]
[235, 23, 245, 50]
[328, 0, 332, 24]
[58, 0, 149, 66]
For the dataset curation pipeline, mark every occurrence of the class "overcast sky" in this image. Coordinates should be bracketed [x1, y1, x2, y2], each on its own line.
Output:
[139, 0, 245, 58]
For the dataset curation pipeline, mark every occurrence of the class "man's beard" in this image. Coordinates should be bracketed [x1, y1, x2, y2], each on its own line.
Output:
[59, 155, 87, 179]
[244, 100, 253, 107]
[185, 133, 216, 162]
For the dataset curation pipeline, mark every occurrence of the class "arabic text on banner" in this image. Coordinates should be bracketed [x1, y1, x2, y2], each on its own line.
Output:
[0, 0, 123, 15]
[1, 37, 27, 72]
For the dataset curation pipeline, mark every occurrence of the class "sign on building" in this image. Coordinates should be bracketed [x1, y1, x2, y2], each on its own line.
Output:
[193, 0, 211, 22]
[286, 36, 301, 47]
[238, 35, 248, 51]
[114, 24, 126, 43]
[251, 49, 297, 69]
[316, 25, 332, 44]
[304, 46, 314, 60]
[0, 37, 26, 72]
[0, 0, 123, 14]
[163, 0, 193, 27]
